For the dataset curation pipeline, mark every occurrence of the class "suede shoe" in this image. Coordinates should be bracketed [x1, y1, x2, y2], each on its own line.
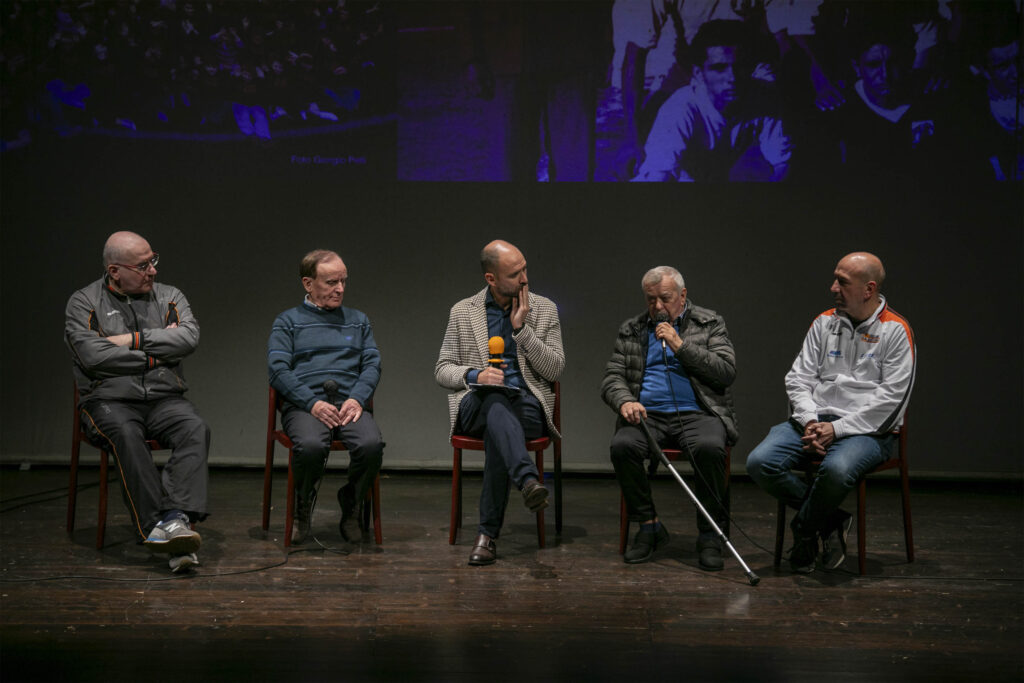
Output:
[144, 515, 201, 556]
[521, 478, 549, 512]
[697, 538, 724, 571]
[820, 510, 852, 570]
[468, 533, 496, 566]
[169, 553, 199, 574]
[624, 523, 669, 564]
[337, 483, 359, 542]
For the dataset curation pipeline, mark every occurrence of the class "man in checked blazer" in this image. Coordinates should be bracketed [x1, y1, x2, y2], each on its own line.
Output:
[435, 240, 565, 566]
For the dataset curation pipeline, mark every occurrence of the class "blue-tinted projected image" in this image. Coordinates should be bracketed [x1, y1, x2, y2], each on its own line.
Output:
[397, 0, 1022, 182]
[4, 1, 1019, 182]
[1, 0, 395, 177]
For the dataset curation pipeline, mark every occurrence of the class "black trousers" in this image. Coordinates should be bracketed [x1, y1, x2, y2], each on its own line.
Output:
[610, 410, 727, 543]
[456, 389, 545, 539]
[280, 406, 383, 510]
[81, 396, 209, 539]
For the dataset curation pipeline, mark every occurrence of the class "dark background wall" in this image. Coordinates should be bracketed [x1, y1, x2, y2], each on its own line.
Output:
[1, 0, 1021, 477]
[1, 139, 1021, 476]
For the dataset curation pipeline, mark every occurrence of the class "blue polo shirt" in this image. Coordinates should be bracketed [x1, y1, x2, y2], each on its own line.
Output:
[638, 315, 700, 413]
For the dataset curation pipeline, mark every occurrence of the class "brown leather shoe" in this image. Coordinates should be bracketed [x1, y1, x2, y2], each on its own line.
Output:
[521, 478, 549, 512]
[468, 533, 496, 566]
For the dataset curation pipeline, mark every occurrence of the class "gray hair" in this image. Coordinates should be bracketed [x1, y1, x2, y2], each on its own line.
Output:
[642, 266, 685, 292]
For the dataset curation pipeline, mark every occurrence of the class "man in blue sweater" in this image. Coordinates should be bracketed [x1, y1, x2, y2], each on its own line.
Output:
[268, 250, 383, 545]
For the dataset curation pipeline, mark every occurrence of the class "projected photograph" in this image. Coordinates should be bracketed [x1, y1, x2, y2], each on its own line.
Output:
[1, 0, 396, 178]
[395, 0, 1022, 182]
[2, 1, 1020, 183]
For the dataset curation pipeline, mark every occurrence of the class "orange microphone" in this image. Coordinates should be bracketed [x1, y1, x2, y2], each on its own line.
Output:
[488, 336, 505, 365]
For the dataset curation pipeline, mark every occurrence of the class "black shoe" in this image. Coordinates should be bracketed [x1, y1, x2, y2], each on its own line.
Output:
[624, 523, 669, 564]
[521, 478, 549, 512]
[820, 510, 852, 570]
[291, 492, 314, 545]
[337, 484, 359, 542]
[468, 534, 496, 566]
[788, 535, 818, 573]
[697, 538, 724, 572]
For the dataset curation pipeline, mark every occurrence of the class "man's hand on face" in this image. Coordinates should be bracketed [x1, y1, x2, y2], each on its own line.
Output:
[510, 283, 530, 330]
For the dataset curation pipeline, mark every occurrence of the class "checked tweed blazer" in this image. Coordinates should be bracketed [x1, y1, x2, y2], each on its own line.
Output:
[435, 287, 565, 439]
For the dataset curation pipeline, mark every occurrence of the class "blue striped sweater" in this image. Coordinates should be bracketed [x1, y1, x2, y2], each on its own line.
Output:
[267, 300, 381, 411]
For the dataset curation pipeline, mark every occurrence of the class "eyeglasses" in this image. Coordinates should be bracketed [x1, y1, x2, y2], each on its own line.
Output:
[113, 254, 160, 273]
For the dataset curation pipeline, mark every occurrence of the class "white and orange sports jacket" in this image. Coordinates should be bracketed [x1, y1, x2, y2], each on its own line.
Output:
[785, 297, 915, 439]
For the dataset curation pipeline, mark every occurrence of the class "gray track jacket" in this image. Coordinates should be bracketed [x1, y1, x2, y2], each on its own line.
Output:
[65, 277, 200, 402]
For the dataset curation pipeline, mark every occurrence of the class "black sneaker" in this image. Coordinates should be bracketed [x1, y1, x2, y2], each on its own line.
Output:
[624, 523, 669, 564]
[820, 511, 852, 570]
[337, 483, 359, 542]
[291, 491, 314, 545]
[788, 535, 818, 574]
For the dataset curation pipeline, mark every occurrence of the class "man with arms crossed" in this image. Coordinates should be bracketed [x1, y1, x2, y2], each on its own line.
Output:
[66, 231, 209, 573]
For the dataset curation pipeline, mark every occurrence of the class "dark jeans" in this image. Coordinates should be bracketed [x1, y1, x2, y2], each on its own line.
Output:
[80, 396, 210, 538]
[610, 411, 727, 544]
[280, 406, 384, 511]
[746, 420, 894, 537]
[457, 389, 545, 539]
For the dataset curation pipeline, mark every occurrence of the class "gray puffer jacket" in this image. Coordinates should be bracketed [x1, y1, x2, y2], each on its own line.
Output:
[600, 302, 738, 445]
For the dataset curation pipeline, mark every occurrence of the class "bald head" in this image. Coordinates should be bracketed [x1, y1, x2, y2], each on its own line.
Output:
[103, 231, 157, 295]
[480, 240, 528, 306]
[831, 251, 885, 321]
[480, 240, 522, 275]
[839, 252, 886, 289]
[103, 231, 150, 266]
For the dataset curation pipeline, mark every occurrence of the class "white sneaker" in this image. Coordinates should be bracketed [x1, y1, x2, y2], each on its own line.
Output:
[169, 553, 199, 574]
[144, 517, 201, 555]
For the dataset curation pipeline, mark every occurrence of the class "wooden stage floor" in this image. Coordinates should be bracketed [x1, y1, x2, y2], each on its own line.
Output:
[1, 467, 1021, 682]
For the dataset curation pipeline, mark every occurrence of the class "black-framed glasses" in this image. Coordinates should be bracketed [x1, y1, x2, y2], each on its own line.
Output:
[113, 253, 160, 273]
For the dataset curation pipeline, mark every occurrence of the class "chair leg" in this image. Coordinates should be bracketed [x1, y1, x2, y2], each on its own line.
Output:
[899, 461, 914, 563]
[96, 448, 109, 550]
[774, 500, 786, 568]
[857, 480, 868, 575]
[619, 495, 629, 554]
[68, 438, 81, 534]
[554, 441, 563, 534]
[371, 474, 382, 545]
[535, 450, 545, 549]
[284, 448, 295, 548]
[449, 447, 462, 545]
[262, 439, 275, 532]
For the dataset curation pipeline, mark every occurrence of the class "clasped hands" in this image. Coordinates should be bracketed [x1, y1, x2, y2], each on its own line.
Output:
[801, 420, 835, 456]
[312, 398, 363, 429]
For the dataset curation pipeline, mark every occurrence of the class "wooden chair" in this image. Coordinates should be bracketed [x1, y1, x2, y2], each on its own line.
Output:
[68, 382, 164, 549]
[449, 382, 562, 548]
[619, 447, 732, 554]
[773, 417, 913, 575]
[262, 386, 382, 548]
